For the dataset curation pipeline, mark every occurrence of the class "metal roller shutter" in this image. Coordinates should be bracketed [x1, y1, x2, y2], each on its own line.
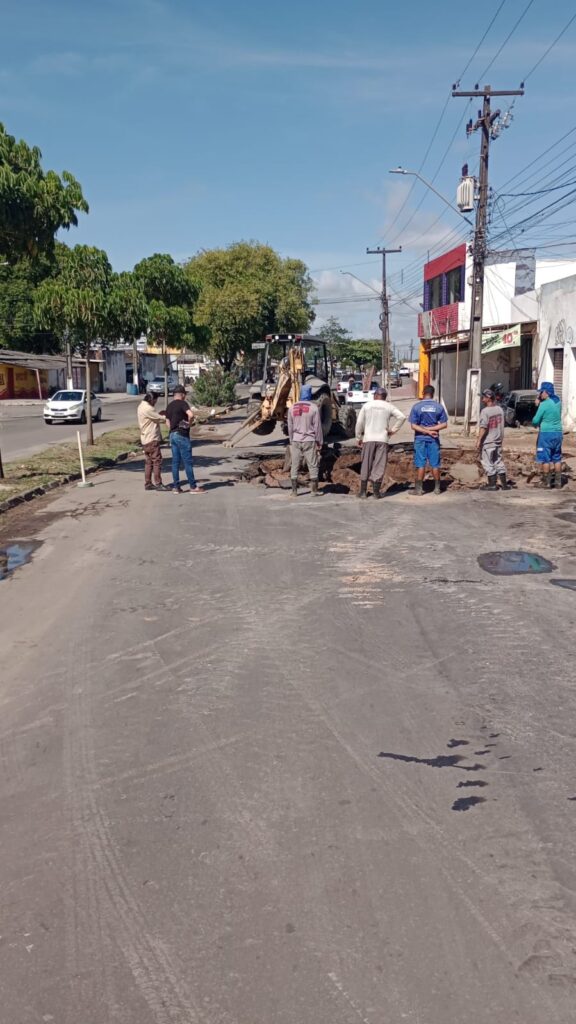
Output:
[552, 349, 564, 398]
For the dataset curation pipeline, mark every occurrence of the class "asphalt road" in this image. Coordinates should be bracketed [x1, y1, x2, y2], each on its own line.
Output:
[1, 431, 576, 1023]
[0, 396, 140, 461]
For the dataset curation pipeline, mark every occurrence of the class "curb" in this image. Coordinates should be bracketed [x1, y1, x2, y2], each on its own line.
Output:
[0, 448, 139, 516]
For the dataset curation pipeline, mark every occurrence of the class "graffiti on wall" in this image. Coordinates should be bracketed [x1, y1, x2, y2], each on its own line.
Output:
[554, 319, 574, 347]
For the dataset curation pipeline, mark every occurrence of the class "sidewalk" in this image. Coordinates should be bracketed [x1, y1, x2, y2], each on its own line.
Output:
[0, 392, 140, 408]
[444, 418, 576, 455]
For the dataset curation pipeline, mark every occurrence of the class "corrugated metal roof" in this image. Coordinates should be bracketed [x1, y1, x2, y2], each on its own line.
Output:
[0, 349, 85, 370]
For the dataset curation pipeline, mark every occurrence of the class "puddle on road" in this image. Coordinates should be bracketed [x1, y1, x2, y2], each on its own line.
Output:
[0, 541, 42, 581]
[452, 796, 486, 812]
[478, 551, 556, 576]
[550, 579, 576, 591]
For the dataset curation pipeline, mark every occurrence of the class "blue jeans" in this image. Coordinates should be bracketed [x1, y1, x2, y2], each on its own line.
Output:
[170, 432, 197, 488]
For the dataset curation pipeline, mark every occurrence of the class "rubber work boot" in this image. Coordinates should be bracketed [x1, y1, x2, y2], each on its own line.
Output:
[290, 479, 298, 497]
[358, 481, 368, 499]
[555, 469, 563, 489]
[372, 480, 382, 500]
[414, 480, 424, 496]
[434, 479, 442, 496]
[310, 479, 320, 497]
[497, 473, 509, 490]
[547, 471, 555, 489]
[482, 475, 498, 491]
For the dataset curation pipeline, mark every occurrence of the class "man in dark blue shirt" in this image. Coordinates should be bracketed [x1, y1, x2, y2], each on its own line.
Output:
[408, 385, 448, 495]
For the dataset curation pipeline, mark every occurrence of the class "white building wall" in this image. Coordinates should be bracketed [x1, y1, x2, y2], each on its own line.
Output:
[539, 274, 576, 431]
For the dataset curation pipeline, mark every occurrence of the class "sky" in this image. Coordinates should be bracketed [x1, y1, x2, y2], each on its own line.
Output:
[2, 0, 576, 354]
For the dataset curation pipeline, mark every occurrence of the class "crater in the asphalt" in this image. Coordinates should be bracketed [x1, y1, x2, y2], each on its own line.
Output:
[477, 550, 556, 575]
[0, 541, 42, 581]
[457, 780, 488, 789]
[377, 752, 485, 771]
[550, 578, 576, 591]
[451, 796, 486, 812]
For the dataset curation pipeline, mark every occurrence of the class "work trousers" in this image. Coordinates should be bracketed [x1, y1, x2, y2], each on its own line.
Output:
[143, 440, 163, 486]
[481, 442, 506, 477]
[360, 441, 389, 482]
[290, 441, 320, 480]
[170, 432, 198, 488]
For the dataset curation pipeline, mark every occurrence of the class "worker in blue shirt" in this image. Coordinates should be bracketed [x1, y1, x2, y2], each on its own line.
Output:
[409, 384, 448, 495]
[532, 381, 563, 489]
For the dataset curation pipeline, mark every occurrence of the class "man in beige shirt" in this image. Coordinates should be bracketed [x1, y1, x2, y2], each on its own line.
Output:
[355, 386, 406, 498]
[137, 393, 169, 491]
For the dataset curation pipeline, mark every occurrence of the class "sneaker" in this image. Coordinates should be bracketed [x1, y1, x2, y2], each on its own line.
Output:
[188, 485, 206, 494]
[144, 483, 155, 491]
[154, 484, 170, 492]
[172, 486, 183, 494]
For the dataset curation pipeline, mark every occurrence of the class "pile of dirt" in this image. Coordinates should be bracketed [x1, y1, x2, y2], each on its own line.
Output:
[243, 443, 573, 495]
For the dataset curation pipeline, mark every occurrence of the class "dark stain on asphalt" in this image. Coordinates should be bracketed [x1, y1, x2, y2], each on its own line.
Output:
[452, 796, 486, 812]
[478, 550, 556, 576]
[457, 780, 488, 789]
[489, 733, 500, 738]
[474, 749, 491, 755]
[555, 512, 576, 524]
[447, 739, 469, 748]
[0, 541, 42, 581]
[378, 752, 485, 771]
[550, 578, 576, 591]
[568, 797, 576, 802]
[499, 755, 512, 759]
[533, 767, 543, 772]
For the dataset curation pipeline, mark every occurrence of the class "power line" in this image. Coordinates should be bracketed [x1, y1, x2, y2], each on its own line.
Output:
[476, 0, 536, 81]
[453, 0, 510, 86]
[522, 11, 576, 83]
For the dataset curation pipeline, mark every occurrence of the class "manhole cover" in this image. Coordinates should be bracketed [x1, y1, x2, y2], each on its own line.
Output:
[477, 551, 556, 576]
[550, 579, 576, 591]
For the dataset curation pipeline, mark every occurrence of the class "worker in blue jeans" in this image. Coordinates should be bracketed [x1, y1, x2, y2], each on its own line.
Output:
[164, 385, 205, 494]
[409, 384, 448, 495]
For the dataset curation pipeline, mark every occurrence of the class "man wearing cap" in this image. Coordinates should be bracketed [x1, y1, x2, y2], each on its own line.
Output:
[532, 381, 563, 488]
[408, 384, 448, 495]
[477, 389, 508, 490]
[355, 386, 406, 498]
[287, 384, 323, 497]
[164, 385, 205, 494]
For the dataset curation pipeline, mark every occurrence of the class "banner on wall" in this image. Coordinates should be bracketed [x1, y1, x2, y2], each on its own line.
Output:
[481, 324, 521, 355]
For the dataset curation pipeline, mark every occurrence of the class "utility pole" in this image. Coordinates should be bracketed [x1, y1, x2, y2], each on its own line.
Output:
[366, 246, 401, 382]
[452, 84, 523, 430]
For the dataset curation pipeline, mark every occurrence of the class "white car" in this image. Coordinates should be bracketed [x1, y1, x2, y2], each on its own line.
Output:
[44, 390, 102, 425]
[345, 381, 378, 406]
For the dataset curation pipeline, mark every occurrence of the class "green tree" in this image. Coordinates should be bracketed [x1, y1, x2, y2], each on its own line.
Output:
[192, 367, 237, 408]
[34, 245, 112, 444]
[184, 242, 315, 372]
[0, 252, 61, 353]
[331, 338, 383, 371]
[133, 253, 197, 398]
[0, 123, 88, 261]
[105, 272, 149, 389]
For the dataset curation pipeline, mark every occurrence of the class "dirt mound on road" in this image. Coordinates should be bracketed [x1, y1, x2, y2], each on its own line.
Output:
[243, 444, 572, 495]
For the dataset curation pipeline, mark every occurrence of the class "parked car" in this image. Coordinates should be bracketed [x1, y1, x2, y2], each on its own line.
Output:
[345, 380, 379, 406]
[44, 390, 102, 425]
[147, 375, 179, 396]
[389, 372, 402, 388]
[502, 389, 539, 427]
[336, 375, 361, 395]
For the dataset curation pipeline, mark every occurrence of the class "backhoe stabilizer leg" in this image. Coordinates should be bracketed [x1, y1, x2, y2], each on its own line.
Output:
[223, 412, 267, 448]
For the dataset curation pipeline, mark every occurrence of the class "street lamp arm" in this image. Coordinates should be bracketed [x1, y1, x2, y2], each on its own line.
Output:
[339, 270, 382, 295]
[389, 168, 473, 226]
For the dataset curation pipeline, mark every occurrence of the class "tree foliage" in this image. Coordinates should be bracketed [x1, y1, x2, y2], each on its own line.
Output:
[191, 367, 237, 407]
[105, 271, 148, 345]
[0, 253, 61, 352]
[133, 253, 196, 351]
[0, 123, 88, 261]
[184, 242, 315, 371]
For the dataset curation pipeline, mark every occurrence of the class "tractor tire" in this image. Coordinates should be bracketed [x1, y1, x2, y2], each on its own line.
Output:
[337, 403, 357, 438]
[314, 393, 333, 437]
[246, 400, 275, 436]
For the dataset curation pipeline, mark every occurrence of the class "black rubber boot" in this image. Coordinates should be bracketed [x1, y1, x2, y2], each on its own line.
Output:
[482, 475, 497, 491]
[373, 480, 382, 499]
[310, 479, 320, 496]
[358, 481, 368, 499]
[547, 471, 554, 489]
[414, 480, 423, 496]
[290, 479, 298, 497]
[434, 479, 441, 496]
[555, 469, 563, 489]
[497, 473, 509, 490]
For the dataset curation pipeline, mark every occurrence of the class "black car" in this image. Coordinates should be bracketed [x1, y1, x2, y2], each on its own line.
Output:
[502, 389, 539, 427]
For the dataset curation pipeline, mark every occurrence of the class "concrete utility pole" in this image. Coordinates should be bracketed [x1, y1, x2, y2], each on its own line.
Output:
[366, 246, 402, 381]
[452, 84, 523, 429]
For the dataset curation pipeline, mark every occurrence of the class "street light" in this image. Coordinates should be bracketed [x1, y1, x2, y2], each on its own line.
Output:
[389, 168, 474, 226]
[339, 270, 381, 295]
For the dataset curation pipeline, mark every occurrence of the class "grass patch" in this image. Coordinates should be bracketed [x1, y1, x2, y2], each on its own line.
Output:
[0, 427, 141, 503]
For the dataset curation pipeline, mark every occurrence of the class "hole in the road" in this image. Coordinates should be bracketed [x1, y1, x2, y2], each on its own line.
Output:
[377, 752, 485, 771]
[0, 541, 42, 581]
[550, 579, 576, 591]
[457, 780, 488, 789]
[477, 551, 556, 576]
[451, 796, 486, 812]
